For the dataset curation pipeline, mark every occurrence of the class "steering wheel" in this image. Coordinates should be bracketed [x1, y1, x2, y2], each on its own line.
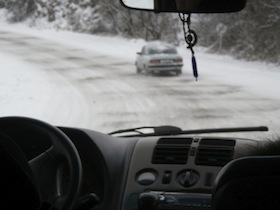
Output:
[0, 116, 82, 210]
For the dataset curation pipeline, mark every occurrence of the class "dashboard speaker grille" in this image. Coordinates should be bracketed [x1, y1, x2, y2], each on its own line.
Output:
[152, 138, 192, 164]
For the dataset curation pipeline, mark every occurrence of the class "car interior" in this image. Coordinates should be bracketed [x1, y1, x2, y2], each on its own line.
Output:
[1, 0, 279, 210]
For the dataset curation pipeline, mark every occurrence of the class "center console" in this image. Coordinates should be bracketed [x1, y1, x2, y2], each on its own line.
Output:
[138, 191, 211, 210]
[122, 136, 252, 210]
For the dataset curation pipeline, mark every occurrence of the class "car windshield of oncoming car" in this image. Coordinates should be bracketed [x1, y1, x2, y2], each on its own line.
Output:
[148, 47, 178, 55]
[0, 0, 279, 140]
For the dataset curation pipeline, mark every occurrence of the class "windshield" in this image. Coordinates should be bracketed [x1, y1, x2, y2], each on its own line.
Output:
[147, 46, 178, 54]
[0, 0, 279, 140]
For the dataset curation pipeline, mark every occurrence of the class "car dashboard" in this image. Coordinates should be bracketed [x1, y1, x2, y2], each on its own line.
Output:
[121, 135, 256, 210]
[8, 125, 259, 210]
[60, 127, 258, 210]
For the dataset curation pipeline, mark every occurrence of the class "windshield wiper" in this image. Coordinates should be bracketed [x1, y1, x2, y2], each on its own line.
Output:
[108, 126, 182, 136]
[108, 125, 268, 137]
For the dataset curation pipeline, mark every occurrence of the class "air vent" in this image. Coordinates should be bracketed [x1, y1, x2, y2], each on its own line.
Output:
[152, 138, 192, 164]
[195, 139, 235, 167]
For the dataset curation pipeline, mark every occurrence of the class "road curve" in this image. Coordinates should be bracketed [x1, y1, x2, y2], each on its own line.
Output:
[0, 29, 279, 139]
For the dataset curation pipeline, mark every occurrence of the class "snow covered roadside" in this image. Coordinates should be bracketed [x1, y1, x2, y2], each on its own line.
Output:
[0, 49, 90, 127]
[0, 52, 53, 117]
[0, 21, 146, 61]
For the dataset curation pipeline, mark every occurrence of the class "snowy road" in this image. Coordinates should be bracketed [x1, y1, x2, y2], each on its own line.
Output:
[0, 26, 280, 139]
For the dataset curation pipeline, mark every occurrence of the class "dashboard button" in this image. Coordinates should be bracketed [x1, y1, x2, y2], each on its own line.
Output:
[162, 171, 172, 184]
[205, 173, 214, 187]
[190, 147, 196, 156]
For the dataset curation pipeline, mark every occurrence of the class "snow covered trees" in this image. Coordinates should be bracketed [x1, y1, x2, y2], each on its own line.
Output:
[195, 0, 280, 63]
[1, 0, 279, 63]
[2, 0, 179, 43]
[4, 0, 36, 22]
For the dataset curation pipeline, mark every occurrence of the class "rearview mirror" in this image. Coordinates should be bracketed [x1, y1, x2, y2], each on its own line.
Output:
[121, 0, 246, 13]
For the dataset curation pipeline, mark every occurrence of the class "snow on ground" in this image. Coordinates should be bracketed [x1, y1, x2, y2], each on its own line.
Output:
[1, 21, 279, 99]
[0, 49, 91, 127]
[0, 21, 280, 139]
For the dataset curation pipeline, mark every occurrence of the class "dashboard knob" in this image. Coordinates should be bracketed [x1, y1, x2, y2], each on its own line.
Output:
[178, 170, 199, 187]
[138, 192, 159, 210]
[137, 171, 157, 185]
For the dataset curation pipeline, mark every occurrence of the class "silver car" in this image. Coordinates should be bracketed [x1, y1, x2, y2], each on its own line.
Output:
[135, 42, 183, 75]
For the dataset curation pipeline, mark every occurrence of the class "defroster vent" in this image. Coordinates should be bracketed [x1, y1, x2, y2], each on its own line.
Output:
[152, 138, 192, 164]
[195, 138, 235, 167]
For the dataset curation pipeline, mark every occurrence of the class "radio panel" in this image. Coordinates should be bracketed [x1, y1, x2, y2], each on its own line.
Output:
[139, 191, 212, 210]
